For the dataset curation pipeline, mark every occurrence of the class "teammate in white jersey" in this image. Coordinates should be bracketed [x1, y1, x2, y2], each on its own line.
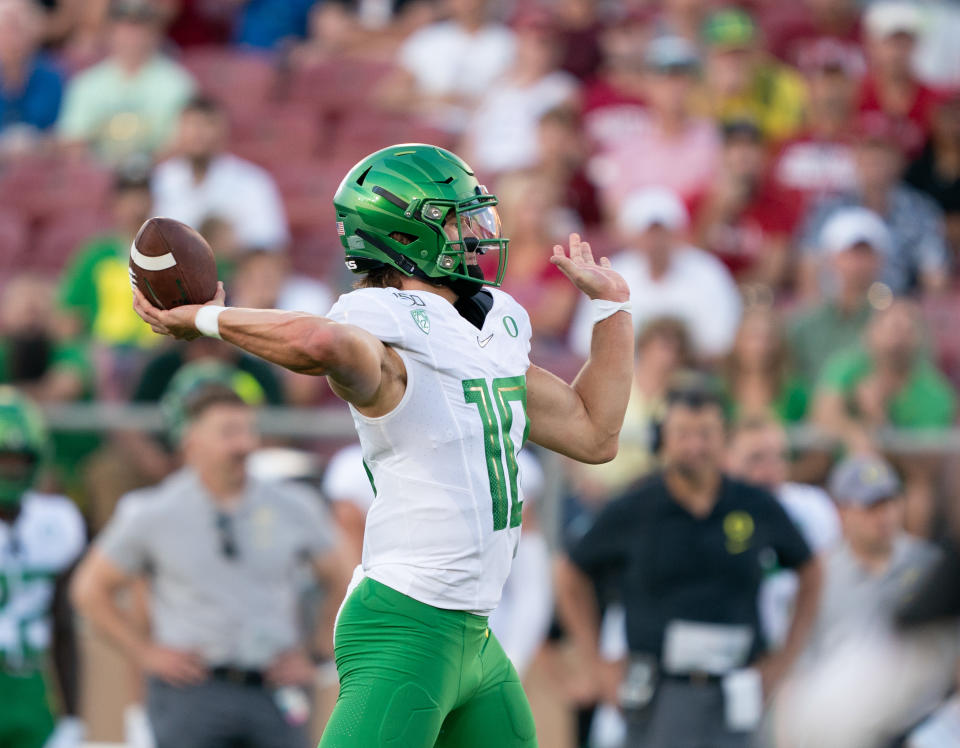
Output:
[132, 143, 634, 747]
[0, 387, 87, 748]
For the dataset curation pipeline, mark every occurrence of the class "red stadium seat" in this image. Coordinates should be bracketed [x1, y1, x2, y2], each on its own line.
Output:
[181, 48, 279, 121]
[0, 156, 111, 223]
[281, 59, 395, 119]
[230, 104, 326, 168]
[0, 210, 30, 279]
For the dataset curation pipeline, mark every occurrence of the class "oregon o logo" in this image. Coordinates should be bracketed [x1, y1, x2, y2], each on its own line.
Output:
[503, 316, 519, 337]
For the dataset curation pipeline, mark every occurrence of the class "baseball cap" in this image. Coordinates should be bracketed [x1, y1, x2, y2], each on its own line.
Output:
[828, 455, 901, 506]
[645, 35, 700, 73]
[703, 8, 757, 50]
[619, 187, 689, 234]
[109, 0, 161, 22]
[820, 207, 892, 255]
[864, 2, 922, 40]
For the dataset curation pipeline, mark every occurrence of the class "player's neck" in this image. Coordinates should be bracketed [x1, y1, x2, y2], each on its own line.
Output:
[398, 278, 459, 306]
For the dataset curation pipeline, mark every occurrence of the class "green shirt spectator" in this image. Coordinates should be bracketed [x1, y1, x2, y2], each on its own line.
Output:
[0, 338, 98, 494]
[816, 346, 956, 429]
[58, 54, 194, 163]
[789, 301, 873, 387]
[58, 236, 159, 349]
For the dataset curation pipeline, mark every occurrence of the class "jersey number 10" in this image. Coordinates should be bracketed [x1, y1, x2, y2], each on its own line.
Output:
[462, 376, 529, 532]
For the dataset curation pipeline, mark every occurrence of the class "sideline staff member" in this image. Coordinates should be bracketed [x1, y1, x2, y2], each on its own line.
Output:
[556, 384, 822, 747]
[72, 377, 351, 748]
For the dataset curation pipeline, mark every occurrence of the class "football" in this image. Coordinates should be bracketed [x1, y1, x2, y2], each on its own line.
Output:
[129, 217, 218, 309]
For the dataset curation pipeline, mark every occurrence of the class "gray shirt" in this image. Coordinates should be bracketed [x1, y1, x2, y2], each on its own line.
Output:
[98, 468, 338, 668]
[805, 533, 940, 660]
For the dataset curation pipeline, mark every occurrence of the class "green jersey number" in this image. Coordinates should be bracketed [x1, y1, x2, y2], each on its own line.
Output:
[462, 376, 530, 531]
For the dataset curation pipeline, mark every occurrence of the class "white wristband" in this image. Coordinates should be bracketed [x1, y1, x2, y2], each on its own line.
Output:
[194, 305, 226, 339]
[592, 298, 632, 324]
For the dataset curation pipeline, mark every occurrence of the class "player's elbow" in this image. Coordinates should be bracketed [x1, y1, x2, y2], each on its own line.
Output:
[582, 434, 620, 465]
[69, 561, 96, 615]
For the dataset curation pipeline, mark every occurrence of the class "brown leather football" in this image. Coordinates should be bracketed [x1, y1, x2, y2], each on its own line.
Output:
[129, 217, 218, 309]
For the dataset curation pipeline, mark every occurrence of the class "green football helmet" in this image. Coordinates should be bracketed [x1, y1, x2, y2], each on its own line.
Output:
[0, 386, 48, 508]
[332, 144, 508, 289]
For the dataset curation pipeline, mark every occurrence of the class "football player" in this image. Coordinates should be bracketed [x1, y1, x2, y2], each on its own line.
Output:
[132, 144, 634, 747]
[0, 387, 86, 748]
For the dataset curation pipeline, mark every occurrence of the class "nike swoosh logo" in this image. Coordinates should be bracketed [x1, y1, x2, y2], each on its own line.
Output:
[477, 334, 494, 348]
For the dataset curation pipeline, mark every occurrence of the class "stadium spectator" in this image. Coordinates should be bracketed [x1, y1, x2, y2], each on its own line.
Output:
[229, 249, 333, 318]
[462, 12, 578, 177]
[495, 170, 580, 342]
[588, 35, 721, 212]
[776, 455, 957, 748]
[534, 106, 601, 227]
[772, 38, 861, 211]
[553, 0, 604, 81]
[57, 0, 195, 164]
[762, 0, 863, 72]
[72, 378, 352, 748]
[813, 299, 957, 439]
[2, 273, 98, 496]
[798, 112, 949, 297]
[0, 387, 87, 748]
[858, 1, 938, 159]
[569, 187, 742, 361]
[691, 119, 798, 286]
[726, 416, 841, 649]
[57, 165, 156, 350]
[288, 0, 361, 68]
[379, 0, 515, 132]
[722, 305, 810, 424]
[813, 300, 956, 534]
[152, 96, 290, 252]
[580, 14, 647, 152]
[572, 317, 694, 499]
[0, 0, 63, 141]
[905, 92, 960, 259]
[647, 0, 708, 47]
[555, 383, 821, 747]
[233, 0, 316, 49]
[696, 8, 808, 143]
[789, 207, 889, 388]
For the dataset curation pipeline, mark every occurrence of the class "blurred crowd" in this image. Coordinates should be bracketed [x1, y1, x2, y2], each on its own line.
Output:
[2, 0, 960, 746]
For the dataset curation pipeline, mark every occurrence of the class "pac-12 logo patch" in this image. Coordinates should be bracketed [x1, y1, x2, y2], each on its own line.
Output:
[411, 309, 430, 334]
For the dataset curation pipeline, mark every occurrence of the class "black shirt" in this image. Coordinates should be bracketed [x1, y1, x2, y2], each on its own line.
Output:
[905, 143, 960, 214]
[570, 472, 812, 661]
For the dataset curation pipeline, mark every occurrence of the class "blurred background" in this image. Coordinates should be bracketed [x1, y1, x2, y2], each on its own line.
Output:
[2, 0, 960, 746]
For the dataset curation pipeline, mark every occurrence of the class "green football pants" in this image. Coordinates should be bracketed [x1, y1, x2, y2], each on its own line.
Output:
[319, 577, 538, 748]
[0, 669, 55, 748]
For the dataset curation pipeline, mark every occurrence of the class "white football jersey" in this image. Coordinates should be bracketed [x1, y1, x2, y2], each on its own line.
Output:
[327, 286, 532, 614]
[0, 492, 86, 667]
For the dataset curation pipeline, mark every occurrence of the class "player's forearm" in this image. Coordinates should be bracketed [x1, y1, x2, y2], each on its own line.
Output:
[71, 572, 151, 665]
[213, 308, 339, 375]
[570, 311, 634, 459]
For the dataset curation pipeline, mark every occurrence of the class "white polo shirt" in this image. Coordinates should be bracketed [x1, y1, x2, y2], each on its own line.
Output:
[152, 153, 290, 250]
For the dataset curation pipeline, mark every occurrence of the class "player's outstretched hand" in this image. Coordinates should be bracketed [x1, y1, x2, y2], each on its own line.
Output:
[133, 282, 226, 340]
[550, 233, 629, 303]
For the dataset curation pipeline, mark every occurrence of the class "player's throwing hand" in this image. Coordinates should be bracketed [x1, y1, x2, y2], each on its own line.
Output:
[550, 233, 629, 304]
[132, 282, 226, 340]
